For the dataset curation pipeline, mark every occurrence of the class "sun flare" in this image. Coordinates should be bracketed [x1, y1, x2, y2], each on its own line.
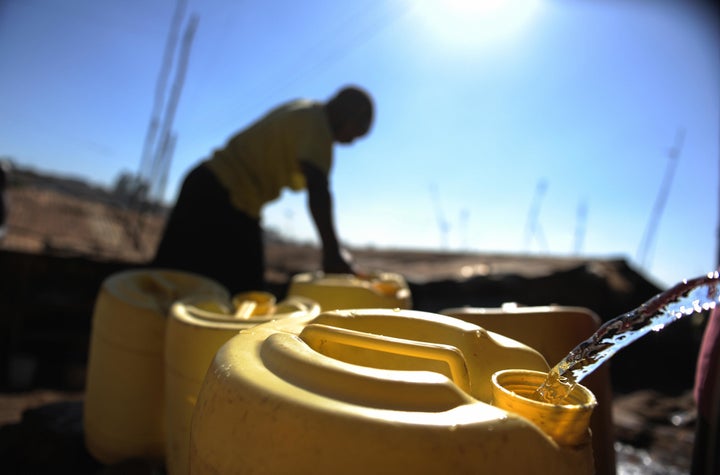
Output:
[409, 0, 541, 52]
[445, 0, 512, 15]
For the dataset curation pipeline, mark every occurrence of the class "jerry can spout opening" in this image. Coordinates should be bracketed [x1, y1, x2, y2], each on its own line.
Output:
[492, 369, 597, 447]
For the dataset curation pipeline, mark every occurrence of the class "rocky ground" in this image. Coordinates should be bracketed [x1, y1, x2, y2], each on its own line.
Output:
[0, 179, 709, 474]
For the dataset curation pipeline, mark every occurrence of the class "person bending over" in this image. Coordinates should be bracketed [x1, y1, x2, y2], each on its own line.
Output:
[152, 85, 373, 294]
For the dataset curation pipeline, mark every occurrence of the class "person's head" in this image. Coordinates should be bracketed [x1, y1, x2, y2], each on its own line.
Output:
[325, 85, 374, 144]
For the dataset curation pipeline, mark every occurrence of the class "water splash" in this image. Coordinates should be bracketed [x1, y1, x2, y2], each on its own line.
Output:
[535, 271, 719, 404]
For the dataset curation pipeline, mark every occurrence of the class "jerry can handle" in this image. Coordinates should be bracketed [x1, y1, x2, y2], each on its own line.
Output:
[300, 323, 471, 392]
[261, 332, 474, 411]
[312, 309, 484, 351]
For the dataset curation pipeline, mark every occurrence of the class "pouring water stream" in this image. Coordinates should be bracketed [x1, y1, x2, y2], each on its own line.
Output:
[534, 271, 720, 404]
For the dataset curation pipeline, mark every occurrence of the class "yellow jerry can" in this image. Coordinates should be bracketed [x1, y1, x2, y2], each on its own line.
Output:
[189, 308, 597, 474]
[441, 304, 616, 475]
[83, 269, 228, 465]
[164, 292, 320, 475]
[286, 271, 412, 310]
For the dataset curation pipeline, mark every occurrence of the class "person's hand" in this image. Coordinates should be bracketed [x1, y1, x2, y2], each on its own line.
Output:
[322, 248, 355, 275]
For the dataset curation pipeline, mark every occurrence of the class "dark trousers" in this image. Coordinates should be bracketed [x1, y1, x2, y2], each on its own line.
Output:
[152, 163, 265, 295]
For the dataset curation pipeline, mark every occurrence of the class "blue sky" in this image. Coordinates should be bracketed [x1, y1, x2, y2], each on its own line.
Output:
[1, 0, 718, 288]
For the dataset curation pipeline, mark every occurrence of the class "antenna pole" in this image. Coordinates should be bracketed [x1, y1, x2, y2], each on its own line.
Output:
[637, 128, 685, 269]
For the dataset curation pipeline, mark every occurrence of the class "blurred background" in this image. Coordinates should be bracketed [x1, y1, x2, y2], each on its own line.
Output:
[1, 0, 718, 287]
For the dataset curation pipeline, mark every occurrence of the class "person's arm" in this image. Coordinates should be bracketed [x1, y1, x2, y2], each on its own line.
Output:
[300, 161, 354, 274]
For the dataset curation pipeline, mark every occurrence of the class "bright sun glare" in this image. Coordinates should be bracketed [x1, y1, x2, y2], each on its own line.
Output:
[410, 0, 541, 51]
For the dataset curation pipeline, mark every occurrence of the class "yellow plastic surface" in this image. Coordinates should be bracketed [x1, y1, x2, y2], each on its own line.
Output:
[189, 309, 596, 474]
[231, 291, 276, 318]
[83, 269, 228, 465]
[164, 294, 320, 475]
[441, 304, 616, 475]
[492, 369, 597, 446]
[286, 271, 412, 310]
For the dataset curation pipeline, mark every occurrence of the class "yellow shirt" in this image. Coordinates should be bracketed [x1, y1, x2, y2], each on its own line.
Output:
[205, 100, 333, 218]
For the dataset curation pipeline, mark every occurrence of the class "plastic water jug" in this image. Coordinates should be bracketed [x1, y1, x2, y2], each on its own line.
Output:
[286, 271, 412, 310]
[164, 292, 320, 475]
[441, 303, 615, 475]
[189, 308, 596, 474]
[83, 269, 228, 464]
